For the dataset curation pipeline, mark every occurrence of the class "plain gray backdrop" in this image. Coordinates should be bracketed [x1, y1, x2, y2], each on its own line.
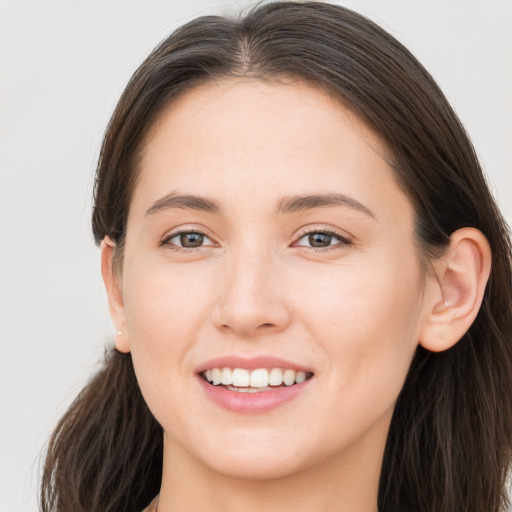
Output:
[0, 1, 511, 510]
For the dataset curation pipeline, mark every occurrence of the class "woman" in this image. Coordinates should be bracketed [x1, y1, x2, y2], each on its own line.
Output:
[40, 2, 512, 511]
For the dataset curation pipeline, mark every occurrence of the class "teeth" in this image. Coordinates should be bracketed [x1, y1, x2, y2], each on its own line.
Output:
[227, 385, 273, 393]
[283, 369, 296, 386]
[221, 367, 232, 385]
[203, 367, 311, 388]
[211, 368, 222, 385]
[268, 368, 283, 386]
[249, 368, 268, 388]
[295, 371, 306, 383]
[232, 368, 250, 387]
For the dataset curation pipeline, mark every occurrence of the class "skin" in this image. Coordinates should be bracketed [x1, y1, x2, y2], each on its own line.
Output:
[102, 78, 491, 511]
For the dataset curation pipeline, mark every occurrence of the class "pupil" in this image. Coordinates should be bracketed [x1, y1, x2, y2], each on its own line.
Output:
[180, 233, 203, 247]
[309, 233, 331, 247]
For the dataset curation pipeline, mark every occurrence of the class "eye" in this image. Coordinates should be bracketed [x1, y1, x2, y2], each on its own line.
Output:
[294, 229, 352, 249]
[162, 230, 216, 250]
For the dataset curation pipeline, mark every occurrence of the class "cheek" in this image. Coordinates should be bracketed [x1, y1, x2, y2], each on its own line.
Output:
[121, 258, 217, 384]
[124, 256, 210, 331]
[293, 250, 423, 392]
[121, 260, 216, 424]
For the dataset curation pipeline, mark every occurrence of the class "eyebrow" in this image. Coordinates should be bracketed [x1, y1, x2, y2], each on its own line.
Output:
[146, 192, 221, 216]
[145, 191, 375, 218]
[277, 193, 376, 218]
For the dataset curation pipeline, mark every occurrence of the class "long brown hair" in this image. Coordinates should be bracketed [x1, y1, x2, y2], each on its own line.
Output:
[41, 2, 512, 511]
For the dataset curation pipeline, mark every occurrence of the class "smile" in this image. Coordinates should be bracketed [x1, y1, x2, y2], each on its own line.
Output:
[198, 360, 315, 413]
[202, 367, 313, 391]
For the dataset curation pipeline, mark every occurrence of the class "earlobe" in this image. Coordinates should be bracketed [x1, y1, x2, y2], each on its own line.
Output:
[101, 237, 131, 353]
[419, 228, 491, 352]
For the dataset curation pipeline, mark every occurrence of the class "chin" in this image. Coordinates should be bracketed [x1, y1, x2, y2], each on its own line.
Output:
[207, 453, 307, 481]
[190, 432, 319, 481]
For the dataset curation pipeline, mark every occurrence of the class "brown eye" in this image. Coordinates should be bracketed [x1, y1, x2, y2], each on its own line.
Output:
[295, 230, 352, 249]
[308, 233, 333, 247]
[179, 232, 204, 247]
[163, 230, 214, 250]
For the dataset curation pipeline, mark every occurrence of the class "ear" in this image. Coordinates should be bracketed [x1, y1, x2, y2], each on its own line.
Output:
[419, 227, 491, 352]
[101, 237, 131, 353]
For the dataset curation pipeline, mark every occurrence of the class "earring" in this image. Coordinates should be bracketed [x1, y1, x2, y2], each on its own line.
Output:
[117, 330, 123, 336]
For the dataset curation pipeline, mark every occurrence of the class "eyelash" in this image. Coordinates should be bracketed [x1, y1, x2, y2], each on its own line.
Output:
[293, 228, 353, 252]
[161, 228, 214, 252]
[161, 228, 353, 253]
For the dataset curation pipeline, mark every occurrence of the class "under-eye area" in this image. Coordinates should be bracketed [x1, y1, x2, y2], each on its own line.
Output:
[202, 368, 314, 392]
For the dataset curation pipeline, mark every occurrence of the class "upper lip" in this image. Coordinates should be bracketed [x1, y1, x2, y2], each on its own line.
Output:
[196, 355, 314, 374]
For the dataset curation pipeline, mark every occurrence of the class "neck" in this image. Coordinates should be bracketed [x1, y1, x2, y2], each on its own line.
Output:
[156, 423, 387, 512]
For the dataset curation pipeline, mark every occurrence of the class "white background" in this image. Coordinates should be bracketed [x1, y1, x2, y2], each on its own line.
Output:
[0, 1, 510, 510]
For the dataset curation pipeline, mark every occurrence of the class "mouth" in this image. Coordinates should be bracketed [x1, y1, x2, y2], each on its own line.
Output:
[201, 367, 314, 393]
[196, 356, 315, 413]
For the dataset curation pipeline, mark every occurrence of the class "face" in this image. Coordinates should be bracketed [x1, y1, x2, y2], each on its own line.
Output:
[109, 78, 431, 481]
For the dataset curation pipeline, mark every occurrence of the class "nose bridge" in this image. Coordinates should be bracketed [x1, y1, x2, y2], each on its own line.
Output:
[214, 238, 290, 336]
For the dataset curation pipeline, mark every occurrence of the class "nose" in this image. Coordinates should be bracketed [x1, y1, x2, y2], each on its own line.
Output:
[213, 245, 292, 338]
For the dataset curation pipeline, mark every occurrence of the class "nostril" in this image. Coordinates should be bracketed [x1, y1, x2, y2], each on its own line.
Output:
[219, 322, 276, 333]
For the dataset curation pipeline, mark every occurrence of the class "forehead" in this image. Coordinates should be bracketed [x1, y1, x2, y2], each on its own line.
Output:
[130, 77, 406, 221]
[143, 77, 387, 158]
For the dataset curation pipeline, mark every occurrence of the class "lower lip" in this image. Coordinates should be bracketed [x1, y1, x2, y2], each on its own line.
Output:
[198, 376, 313, 414]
